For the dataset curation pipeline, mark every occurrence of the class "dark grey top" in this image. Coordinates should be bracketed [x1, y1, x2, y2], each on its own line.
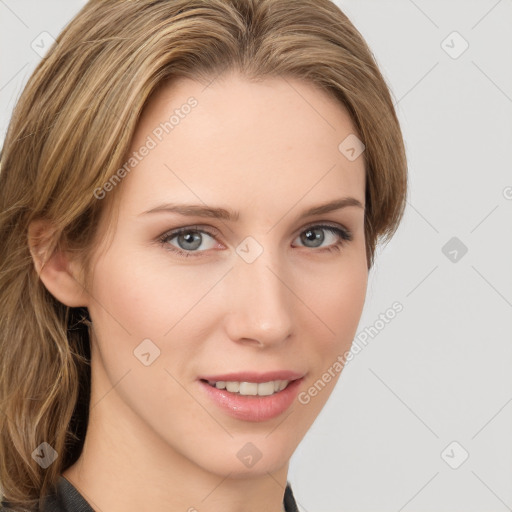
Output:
[1, 476, 299, 512]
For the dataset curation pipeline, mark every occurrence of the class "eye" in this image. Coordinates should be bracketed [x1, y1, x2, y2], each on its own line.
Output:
[293, 224, 352, 253]
[157, 223, 353, 258]
[158, 226, 218, 257]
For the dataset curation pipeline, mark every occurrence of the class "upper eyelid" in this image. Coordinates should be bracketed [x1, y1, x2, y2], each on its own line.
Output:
[161, 221, 349, 239]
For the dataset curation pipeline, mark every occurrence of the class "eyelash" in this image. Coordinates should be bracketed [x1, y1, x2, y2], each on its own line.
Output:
[157, 223, 353, 259]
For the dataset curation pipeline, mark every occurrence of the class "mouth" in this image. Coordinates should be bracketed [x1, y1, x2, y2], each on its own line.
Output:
[197, 371, 305, 422]
[201, 378, 292, 397]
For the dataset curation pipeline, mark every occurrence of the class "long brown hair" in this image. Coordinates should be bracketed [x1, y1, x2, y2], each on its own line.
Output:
[0, 0, 407, 509]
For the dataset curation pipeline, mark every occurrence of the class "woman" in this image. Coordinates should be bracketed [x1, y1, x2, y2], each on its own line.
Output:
[0, 0, 407, 510]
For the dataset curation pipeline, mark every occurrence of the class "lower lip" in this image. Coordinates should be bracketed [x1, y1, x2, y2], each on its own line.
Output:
[199, 378, 303, 422]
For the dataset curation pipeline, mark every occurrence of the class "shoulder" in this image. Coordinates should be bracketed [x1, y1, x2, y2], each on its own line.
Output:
[0, 476, 91, 512]
[284, 482, 299, 512]
[0, 492, 63, 512]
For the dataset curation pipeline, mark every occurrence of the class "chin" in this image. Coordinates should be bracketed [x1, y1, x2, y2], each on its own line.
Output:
[185, 436, 297, 479]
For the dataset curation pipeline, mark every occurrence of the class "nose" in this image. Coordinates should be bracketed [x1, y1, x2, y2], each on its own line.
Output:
[223, 246, 294, 348]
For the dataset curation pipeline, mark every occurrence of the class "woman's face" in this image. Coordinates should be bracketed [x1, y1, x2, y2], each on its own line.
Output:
[84, 71, 367, 477]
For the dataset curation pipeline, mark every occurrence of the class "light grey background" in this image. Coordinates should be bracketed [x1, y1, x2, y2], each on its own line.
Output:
[1, 1, 511, 511]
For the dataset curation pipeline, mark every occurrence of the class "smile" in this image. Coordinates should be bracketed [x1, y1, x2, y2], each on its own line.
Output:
[205, 379, 290, 396]
[198, 372, 305, 422]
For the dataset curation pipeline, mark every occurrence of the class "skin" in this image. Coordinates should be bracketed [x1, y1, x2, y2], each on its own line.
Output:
[30, 71, 368, 512]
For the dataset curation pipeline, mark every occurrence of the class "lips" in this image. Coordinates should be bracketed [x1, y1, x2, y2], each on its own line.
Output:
[198, 371, 305, 422]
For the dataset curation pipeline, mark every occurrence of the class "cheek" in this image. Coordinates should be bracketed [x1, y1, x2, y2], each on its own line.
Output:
[294, 260, 367, 420]
[294, 248, 367, 407]
[86, 245, 232, 399]
[88, 244, 219, 339]
[299, 253, 368, 349]
[85, 247, 211, 423]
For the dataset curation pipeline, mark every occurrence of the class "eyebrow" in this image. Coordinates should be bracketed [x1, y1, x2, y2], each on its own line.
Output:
[139, 196, 364, 221]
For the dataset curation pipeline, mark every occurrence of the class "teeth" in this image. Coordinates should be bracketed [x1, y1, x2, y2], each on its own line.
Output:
[226, 381, 240, 393]
[256, 381, 275, 396]
[239, 382, 258, 395]
[209, 380, 290, 396]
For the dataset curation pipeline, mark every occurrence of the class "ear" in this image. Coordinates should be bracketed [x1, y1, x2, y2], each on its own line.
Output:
[27, 219, 89, 308]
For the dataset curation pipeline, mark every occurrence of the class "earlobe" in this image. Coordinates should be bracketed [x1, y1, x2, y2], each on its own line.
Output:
[27, 219, 89, 308]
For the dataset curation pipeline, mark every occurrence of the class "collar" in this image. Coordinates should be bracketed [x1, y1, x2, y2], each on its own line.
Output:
[33, 476, 300, 512]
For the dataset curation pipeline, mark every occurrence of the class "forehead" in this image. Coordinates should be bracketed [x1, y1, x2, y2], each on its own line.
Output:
[117, 72, 365, 217]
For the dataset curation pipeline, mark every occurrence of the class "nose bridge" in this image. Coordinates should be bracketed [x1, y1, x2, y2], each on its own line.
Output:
[225, 238, 293, 345]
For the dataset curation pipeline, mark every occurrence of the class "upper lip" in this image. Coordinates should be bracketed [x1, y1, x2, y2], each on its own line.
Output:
[199, 371, 305, 383]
